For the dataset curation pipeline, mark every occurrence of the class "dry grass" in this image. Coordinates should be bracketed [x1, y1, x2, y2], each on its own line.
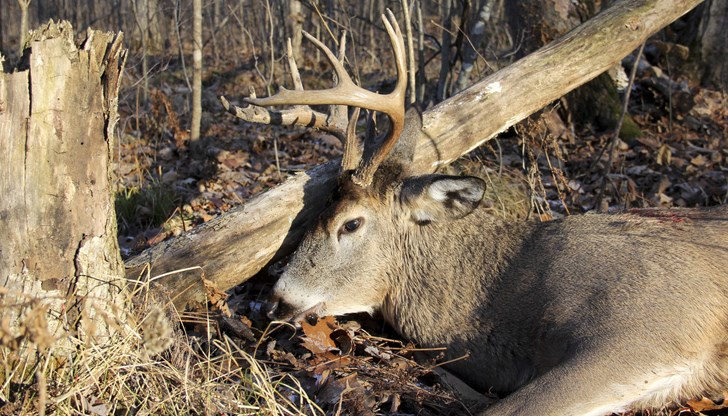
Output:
[0, 274, 320, 416]
[449, 156, 531, 222]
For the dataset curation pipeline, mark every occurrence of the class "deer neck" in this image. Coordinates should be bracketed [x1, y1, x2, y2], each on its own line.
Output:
[380, 211, 530, 348]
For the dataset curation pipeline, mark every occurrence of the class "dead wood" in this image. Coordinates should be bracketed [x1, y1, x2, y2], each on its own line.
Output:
[125, 0, 703, 310]
[1, 21, 128, 344]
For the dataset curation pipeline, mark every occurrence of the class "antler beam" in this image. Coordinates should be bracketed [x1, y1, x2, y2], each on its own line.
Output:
[243, 10, 407, 188]
[220, 37, 350, 140]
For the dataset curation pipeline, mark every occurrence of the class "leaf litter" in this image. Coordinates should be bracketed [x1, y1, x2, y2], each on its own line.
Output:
[181, 278, 476, 415]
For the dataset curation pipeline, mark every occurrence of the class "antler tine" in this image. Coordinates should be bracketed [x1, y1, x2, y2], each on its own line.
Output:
[341, 107, 361, 171]
[286, 38, 304, 91]
[334, 31, 367, 172]
[351, 9, 407, 188]
[331, 31, 355, 169]
[244, 10, 406, 188]
[245, 31, 360, 108]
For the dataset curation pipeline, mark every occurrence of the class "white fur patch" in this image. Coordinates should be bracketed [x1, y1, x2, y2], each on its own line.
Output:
[579, 361, 705, 416]
[427, 180, 455, 202]
[326, 303, 375, 317]
[427, 179, 481, 203]
[274, 277, 326, 312]
[411, 209, 434, 223]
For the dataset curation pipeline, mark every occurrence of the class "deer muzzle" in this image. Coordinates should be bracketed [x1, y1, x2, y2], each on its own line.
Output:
[266, 293, 325, 325]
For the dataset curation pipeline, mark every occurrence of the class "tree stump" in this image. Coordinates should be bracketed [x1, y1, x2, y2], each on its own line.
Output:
[0, 21, 126, 360]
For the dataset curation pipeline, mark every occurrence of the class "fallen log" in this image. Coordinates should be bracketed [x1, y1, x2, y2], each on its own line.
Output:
[126, 0, 703, 310]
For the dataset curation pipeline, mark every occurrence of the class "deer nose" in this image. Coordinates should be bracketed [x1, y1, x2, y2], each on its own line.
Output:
[266, 293, 296, 321]
[265, 298, 278, 320]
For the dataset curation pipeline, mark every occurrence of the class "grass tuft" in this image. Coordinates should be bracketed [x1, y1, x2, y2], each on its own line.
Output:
[115, 178, 180, 235]
[0, 272, 317, 415]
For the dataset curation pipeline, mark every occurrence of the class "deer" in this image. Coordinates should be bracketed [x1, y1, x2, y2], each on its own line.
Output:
[239, 11, 728, 416]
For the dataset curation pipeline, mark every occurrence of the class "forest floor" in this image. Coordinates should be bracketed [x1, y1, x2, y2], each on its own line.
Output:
[112, 42, 727, 415]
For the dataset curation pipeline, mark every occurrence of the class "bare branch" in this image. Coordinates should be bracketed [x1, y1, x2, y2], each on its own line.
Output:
[286, 38, 304, 91]
[220, 96, 341, 134]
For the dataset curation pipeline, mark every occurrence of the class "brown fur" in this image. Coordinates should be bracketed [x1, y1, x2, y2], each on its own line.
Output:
[268, 166, 728, 415]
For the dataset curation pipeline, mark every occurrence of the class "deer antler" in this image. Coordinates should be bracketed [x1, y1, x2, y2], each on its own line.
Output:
[245, 10, 406, 188]
[220, 37, 348, 139]
[352, 11, 406, 187]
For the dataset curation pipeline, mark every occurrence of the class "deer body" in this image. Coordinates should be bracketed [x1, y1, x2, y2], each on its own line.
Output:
[382, 204, 728, 415]
[241, 12, 728, 414]
[270, 173, 728, 415]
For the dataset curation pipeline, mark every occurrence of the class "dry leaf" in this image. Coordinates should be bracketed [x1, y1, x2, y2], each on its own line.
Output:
[686, 393, 728, 412]
[300, 315, 339, 355]
[330, 328, 355, 355]
[203, 277, 231, 317]
[317, 373, 363, 406]
[690, 154, 707, 166]
[656, 144, 671, 166]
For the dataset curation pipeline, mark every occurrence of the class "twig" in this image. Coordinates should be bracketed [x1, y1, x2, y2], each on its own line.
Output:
[264, 0, 275, 94]
[273, 137, 282, 181]
[595, 42, 645, 211]
[415, 0, 426, 104]
[174, 0, 191, 91]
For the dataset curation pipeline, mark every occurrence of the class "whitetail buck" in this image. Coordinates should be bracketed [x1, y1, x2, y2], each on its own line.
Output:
[246, 11, 728, 416]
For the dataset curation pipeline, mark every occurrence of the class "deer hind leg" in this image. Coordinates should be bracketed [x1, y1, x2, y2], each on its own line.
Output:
[480, 345, 720, 416]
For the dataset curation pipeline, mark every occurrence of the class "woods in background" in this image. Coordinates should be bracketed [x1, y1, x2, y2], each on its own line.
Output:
[2, 1, 725, 131]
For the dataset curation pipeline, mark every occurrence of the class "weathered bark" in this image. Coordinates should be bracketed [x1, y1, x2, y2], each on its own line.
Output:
[126, 0, 704, 311]
[0, 21, 127, 354]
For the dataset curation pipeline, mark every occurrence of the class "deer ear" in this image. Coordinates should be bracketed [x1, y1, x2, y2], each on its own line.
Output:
[400, 175, 485, 223]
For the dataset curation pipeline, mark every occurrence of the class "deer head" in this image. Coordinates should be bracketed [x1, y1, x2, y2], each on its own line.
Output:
[243, 11, 487, 322]
[267, 169, 485, 322]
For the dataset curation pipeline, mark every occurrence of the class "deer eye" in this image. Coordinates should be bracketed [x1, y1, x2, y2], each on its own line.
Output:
[340, 218, 363, 234]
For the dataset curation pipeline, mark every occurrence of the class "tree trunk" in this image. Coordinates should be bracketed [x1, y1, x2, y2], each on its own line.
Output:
[211, 0, 221, 62]
[454, 0, 495, 94]
[0, 21, 126, 355]
[505, 0, 588, 58]
[697, 0, 728, 90]
[147, 0, 163, 53]
[125, 0, 704, 311]
[436, 0, 453, 102]
[190, 0, 202, 141]
[287, 0, 303, 64]
[0, 2, 4, 54]
[401, 0, 416, 104]
[415, 0, 426, 104]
